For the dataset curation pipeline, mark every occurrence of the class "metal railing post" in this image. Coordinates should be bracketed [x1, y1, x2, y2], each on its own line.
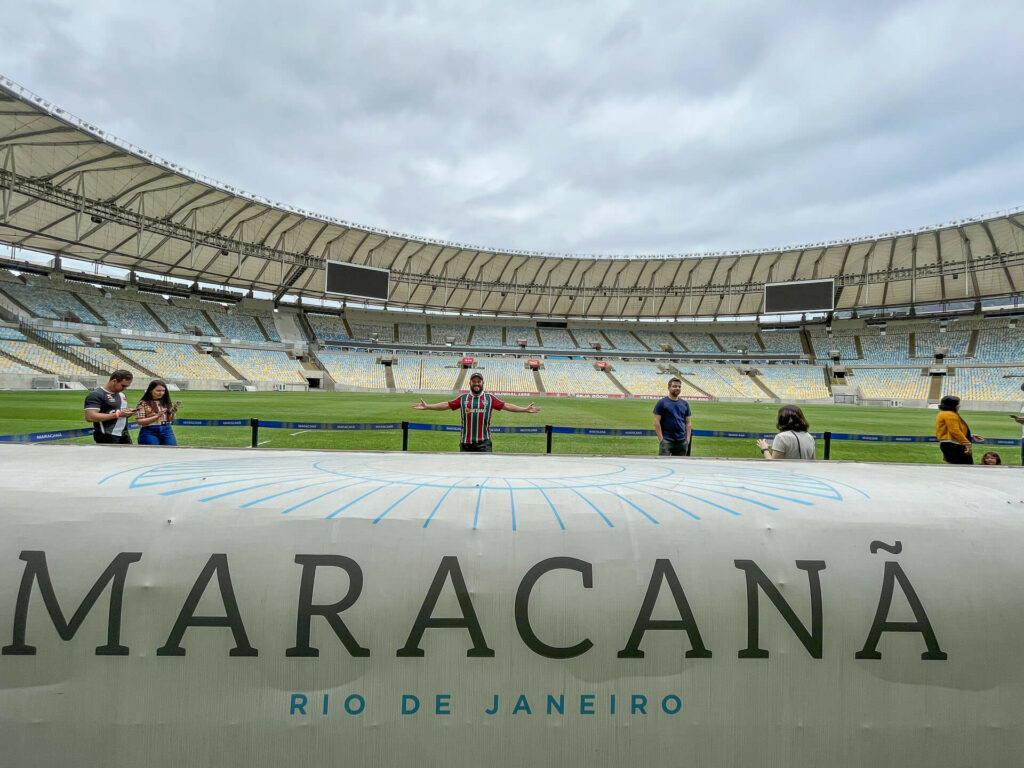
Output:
[250, 417, 259, 448]
[545, 424, 553, 454]
[824, 431, 831, 460]
[402, 421, 409, 451]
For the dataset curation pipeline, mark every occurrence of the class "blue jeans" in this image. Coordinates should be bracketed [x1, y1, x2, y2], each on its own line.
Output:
[138, 424, 177, 445]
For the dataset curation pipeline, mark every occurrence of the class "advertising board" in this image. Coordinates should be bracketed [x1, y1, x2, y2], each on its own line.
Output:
[2, 445, 1022, 767]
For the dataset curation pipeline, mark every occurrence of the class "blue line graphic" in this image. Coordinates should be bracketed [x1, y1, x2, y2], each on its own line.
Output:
[373, 484, 428, 524]
[327, 485, 387, 519]
[523, 479, 565, 530]
[97, 452, 866, 531]
[505, 478, 517, 531]
[282, 482, 365, 515]
[423, 482, 462, 528]
[629, 486, 701, 521]
[599, 487, 660, 524]
[567, 488, 614, 528]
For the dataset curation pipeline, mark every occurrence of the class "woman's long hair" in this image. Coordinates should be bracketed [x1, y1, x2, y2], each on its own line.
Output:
[141, 379, 172, 410]
[777, 405, 809, 433]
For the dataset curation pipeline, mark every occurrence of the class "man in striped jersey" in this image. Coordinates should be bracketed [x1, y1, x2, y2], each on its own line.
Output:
[413, 372, 540, 452]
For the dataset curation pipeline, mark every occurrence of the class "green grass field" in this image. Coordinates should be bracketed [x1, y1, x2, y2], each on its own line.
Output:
[1, 390, 1020, 464]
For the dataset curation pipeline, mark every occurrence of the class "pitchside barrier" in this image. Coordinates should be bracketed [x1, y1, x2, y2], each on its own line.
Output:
[1, 419, 1020, 459]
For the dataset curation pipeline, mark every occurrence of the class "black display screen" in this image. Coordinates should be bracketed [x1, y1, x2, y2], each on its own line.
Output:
[764, 279, 834, 314]
[324, 261, 390, 301]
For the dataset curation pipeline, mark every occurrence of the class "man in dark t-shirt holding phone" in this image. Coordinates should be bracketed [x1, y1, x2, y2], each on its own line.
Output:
[84, 370, 137, 444]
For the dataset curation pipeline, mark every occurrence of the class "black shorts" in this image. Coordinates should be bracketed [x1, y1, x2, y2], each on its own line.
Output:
[93, 431, 132, 445]
[939, 442, 972, 464]
[460, 440, 493, 453]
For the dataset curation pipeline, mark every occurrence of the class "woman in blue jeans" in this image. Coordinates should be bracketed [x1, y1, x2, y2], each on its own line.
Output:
[135, 379, 180, 445]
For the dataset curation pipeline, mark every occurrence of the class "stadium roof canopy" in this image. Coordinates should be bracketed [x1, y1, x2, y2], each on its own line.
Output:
[2, 76, 1023, 319]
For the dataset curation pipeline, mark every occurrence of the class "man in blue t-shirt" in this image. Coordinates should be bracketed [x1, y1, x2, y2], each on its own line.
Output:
[653, 377, 692, 457]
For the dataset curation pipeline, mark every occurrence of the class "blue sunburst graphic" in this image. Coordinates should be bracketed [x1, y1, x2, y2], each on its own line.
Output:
[100, 453, 868, 531]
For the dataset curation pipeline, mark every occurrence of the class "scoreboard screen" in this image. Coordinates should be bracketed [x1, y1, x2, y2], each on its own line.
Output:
[325, 260, 390, 302]
[764, 279, 834, 314]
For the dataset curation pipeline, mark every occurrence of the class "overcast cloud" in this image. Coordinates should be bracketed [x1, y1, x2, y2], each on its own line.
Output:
[2, 0, 1023, 256]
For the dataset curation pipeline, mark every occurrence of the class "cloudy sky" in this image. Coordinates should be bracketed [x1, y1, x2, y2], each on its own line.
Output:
[2, 0, 1023, 256]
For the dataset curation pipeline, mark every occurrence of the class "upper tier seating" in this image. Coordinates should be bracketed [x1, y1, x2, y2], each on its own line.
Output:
[468, 326, 502, 347]
[538, 328, 576, 349]
[144, 303, 217, 336]
[505, 326, 538, 348]
[253, 312, 281, 342]
[635, 330, 682, 352]
[0, 327, 26, 340]
[203, 305, 269, 342]
[1, 283, 101, 323]
[317, 352, 387, 389]
[754, 365, 830, 400]
[759, 330, 804, 354]
[349, 322, 395, 343]
[807, 330, 859, 361]
[673, 332, 721, 354]
[973, 328, 1024, 363]
[226, 348, 305, 383]
[601, 330, 646, 352]
[713, 332, 761, 353]
[913, 331, 971, 359]
[573, 329, 607, 350]
[430, 323, 471, 346]
[83, 295, 164, 333]
[858, 333, 910, 365]
[540, 361, 620, 396]
[851, 368, 931, 400]
[308, 313, 351, 343]
[397, 322, 428, 344]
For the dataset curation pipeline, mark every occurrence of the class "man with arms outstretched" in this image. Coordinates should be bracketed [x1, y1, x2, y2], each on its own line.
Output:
[413, 372, 540, 452]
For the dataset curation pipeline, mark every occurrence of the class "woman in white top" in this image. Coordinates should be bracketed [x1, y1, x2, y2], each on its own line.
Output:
[756, 405, 815, 460]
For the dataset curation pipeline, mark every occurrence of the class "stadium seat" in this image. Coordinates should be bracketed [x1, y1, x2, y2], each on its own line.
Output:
[851, 368, 930, 400]
[317, 352, 388, 389]
[540, 361, 620, 396]
[755, 365, 831, 399]
[307, 313, 352, 343]
[225, 348, 306, 383]
[601, 330, 646, 352]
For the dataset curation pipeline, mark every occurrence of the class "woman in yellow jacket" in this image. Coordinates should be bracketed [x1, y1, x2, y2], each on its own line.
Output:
[936, 395, 984, 464]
